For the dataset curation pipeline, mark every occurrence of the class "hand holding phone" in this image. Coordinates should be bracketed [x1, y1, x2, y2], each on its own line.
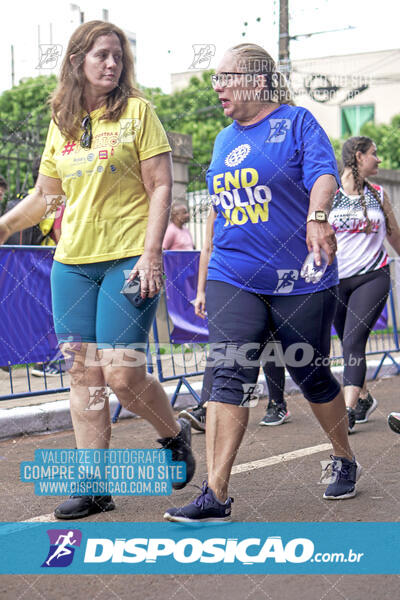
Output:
[120, 276, 147, 307]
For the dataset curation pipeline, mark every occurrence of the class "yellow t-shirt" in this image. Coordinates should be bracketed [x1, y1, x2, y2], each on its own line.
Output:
[39, 97, 171, 264]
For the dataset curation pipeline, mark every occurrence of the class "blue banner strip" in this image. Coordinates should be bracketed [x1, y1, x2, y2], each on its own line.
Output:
[0, 522, 398, 574]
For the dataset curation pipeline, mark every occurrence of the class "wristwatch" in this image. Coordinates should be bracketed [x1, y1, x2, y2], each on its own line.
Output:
[307, 210, 328, 223]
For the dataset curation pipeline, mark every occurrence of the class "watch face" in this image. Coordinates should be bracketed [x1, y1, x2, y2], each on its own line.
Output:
[316, 211, 326, 221]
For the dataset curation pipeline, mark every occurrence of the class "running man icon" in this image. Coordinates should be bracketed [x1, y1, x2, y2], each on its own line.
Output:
[42, 529, 82, 568]
[46, 531, 77, 566]
[275, 270, 298, 293]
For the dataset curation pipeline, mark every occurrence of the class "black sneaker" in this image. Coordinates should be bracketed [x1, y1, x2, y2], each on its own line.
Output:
[178, 405, 206, 432]
[347, 406, 356, 433]
[323, 455, 362, 500]
[355, 393, 377, 423]
[388, 412, 400, 434]
[158, 418, 196, 490]
[54, 495, 115, 520]
[259, 402, 291, 426]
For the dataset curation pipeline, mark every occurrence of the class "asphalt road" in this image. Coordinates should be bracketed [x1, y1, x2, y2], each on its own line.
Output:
[1, 375, 399, 599]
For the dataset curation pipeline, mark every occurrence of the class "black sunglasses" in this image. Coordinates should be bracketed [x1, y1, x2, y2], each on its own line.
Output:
[80, 114, 92, 149]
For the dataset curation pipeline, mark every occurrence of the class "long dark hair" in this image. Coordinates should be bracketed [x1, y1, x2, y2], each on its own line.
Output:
[342, 136, 391, 234]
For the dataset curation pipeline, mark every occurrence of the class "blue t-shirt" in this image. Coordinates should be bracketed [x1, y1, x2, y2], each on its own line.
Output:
[206, 104, 340, 295]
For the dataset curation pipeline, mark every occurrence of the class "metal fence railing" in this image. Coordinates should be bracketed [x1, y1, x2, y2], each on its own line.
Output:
[1, 247, 400, 409]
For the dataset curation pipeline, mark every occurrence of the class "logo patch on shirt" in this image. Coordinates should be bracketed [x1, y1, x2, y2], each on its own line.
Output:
[118, 118, 141, 143]
[225, 144, 251, 167]
[274, 269, 299, 293]
[62, 141, 76, 155]
[266, 119, 291, 143]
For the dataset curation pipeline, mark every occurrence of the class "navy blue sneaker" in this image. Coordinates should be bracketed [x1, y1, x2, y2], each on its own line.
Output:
[158, 418, 195, 490]
[164, 481, 233, 523]
[323, 455, 362, 500]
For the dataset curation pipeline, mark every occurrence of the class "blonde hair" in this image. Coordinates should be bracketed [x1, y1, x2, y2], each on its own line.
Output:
[51, 20, 143, 139]
[229, 43, 294, 105]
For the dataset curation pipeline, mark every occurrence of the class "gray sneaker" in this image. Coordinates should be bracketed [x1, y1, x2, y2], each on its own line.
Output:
[355, 393, 377, 423]
[178, 405, 206, 432]
[388, 412, 400, 434]
[259, 401, 291, 426]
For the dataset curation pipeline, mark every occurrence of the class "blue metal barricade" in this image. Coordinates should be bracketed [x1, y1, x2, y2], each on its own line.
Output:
[1, 245, 399, 406]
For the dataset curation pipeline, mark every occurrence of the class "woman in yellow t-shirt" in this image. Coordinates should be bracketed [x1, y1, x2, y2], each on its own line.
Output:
[0, 21, 194, 519]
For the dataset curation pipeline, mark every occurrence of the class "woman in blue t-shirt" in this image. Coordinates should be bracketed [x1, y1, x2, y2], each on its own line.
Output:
[164, 43, 360, 523]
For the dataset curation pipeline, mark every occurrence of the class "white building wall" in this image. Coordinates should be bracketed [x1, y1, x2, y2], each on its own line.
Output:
[171, 48, 400, 139]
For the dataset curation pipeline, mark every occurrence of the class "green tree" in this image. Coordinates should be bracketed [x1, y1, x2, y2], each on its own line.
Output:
[0, 75, 56, 209]
[144, 71, 230, 190]
[330, 114, 400, 171]
[361, 114, 400, 169]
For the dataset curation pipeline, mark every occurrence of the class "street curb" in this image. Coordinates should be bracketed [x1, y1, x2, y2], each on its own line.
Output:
[0, 360, 398, 441]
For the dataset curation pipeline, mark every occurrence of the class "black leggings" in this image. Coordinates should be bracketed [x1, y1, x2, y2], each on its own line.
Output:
[333, 266, 390, 388]
[201, 359, 286, 405]
[201, 280, 340, 405]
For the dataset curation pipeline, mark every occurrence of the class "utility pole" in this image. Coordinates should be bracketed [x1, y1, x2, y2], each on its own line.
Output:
[11, 45, 15, 87]
[278, 0, 290, 79]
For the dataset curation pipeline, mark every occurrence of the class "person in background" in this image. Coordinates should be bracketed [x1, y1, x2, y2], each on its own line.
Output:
[0, 176, 7, 209]
[163, 201, 194, 250]
[0, 175, 9, 372]
[329, 137, 400, 432]
[179, 210, 290, 430]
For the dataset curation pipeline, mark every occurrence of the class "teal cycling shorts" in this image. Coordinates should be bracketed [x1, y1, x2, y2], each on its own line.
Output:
[51, 256, 158, 349]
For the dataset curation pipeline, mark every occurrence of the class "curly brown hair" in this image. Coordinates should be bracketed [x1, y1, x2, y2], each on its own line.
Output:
[342, 136, 391, 235]
[51, 20, 143, 140]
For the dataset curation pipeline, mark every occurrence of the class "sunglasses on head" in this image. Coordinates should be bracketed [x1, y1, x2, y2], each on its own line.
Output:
[80, 114, 92, 149]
